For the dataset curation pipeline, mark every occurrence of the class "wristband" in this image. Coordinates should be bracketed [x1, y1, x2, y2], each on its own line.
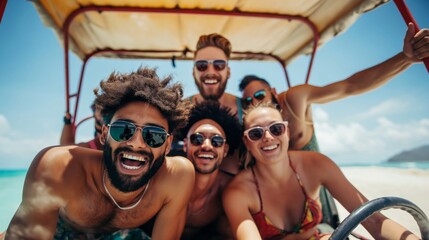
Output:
[64, 115, 72, 125]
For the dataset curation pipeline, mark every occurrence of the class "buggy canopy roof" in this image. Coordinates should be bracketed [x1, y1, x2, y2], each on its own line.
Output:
[33, 0, 388, 65]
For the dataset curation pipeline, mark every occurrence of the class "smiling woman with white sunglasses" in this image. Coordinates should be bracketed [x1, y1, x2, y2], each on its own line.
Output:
[222, 102, 419, 240]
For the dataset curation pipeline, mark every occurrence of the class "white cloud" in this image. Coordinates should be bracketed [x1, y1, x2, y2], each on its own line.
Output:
[357, 98, 407, 120]
[0, 115, 58, 169]
[0, 114, 10, 134]
[313, 108, 329, 122]
[314, 108, 429, 163]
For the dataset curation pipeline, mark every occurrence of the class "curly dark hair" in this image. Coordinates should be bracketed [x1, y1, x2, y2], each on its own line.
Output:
[179, 101, 241, 156]
[195, 33, 232, 58]
[94, 67, 193, 134]
[238, 75, 271, 91]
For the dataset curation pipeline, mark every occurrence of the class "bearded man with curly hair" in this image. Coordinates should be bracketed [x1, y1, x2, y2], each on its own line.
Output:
[5, 67, 195, 240]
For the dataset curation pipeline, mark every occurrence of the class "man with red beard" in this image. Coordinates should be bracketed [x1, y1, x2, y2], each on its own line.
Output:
[189, 33, 243, 124]
[180, 101, 241, 240]
[5, 67, 195, 240]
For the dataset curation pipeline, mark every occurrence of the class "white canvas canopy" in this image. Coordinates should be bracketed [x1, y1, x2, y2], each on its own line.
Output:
[31, 0, 391, 125]
[33, 0, 389, 65]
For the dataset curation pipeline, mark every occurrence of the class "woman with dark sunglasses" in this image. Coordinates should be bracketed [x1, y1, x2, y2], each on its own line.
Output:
[222, 102, 419, 240]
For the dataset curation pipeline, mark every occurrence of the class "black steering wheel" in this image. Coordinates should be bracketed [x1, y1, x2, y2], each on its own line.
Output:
[330, 196, 429, 240]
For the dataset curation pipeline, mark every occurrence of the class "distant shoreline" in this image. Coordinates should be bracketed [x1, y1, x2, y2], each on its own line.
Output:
[338, 161, 429, 170]
[1, 161, 429, 173]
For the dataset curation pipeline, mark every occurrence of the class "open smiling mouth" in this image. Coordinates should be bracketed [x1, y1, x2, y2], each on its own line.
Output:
[261, 144, 279, 151]
[197, 153, 215, 160]
[120, 153, 148, 170]
[203, 78, 219, 85]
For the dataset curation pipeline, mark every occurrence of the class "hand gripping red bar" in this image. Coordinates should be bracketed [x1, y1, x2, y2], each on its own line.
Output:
[393, 0, 429, 73]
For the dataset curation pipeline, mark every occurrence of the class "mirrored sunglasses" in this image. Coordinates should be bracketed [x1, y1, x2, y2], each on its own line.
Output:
[242, 89, 267, 107]
[194, 59, 227, 72]
[244, 121, 288, 142]
[108, 120, 170, 148]
[189, 132, 226, 148]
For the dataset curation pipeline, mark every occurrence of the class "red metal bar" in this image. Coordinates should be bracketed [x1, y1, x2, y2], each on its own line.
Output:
[393, 0, 429, 73]
[267, 54, 290, 88]
[74, 115, 94, 136]
[62, 6, 320, 87]
[75, 115, 93, 129]
[306, 34, 319, 84]
[284, 67, 291, 89]
[63, 18, 71, 117]
[61, 6, 320, 136]
[72, 57, 90, 126]
[0, 0, 7, 23]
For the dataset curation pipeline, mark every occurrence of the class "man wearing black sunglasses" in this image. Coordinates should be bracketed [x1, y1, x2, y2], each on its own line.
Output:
[6, 67, 195, 240]
[179, 101, 241, 240]
[189, 33, 243, 124]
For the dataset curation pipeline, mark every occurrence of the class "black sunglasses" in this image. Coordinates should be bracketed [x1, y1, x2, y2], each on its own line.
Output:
[194, 59, 227, 72]
[242, 89, 267, 106]
[108, 120, 170, 148]
[244, 121, 288, 142]
[189, 133, 226, 148]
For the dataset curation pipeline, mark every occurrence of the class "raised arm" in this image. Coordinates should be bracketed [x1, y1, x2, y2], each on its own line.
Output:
[151, 157, 195, 240]
[222, 182, 261, 240]
[319, 156, 419, 239]
[5, 148, 66, 240]
[60, 112, 76, 145]
[294, 23, 428, 105]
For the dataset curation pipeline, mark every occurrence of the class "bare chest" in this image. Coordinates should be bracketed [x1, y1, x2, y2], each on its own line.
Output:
[62, 193, 160, 232]
[186, 192, 222, 228]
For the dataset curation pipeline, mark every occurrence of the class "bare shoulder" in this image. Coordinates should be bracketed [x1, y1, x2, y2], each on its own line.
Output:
[289, 150, 340, 180]
[163, 156, 195, 184]
[28, 145, 100, 188]
[160, 156, 195, 203]
[224, 169, 252, 195]
[21, 146, 100, 210]
[29, 145, 76, 178]
[280, 85, 314, 101]
[290, 150, 332, 168]
[222, 169, 257, 211]
[165, 155, 194, 172]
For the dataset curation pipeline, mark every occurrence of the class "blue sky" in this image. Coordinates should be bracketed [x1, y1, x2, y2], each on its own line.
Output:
[0, 1, 428, 169]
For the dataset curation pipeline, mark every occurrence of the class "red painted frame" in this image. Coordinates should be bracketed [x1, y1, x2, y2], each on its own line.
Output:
[0, 0, 8, 23]
[61, 6, 321, 129]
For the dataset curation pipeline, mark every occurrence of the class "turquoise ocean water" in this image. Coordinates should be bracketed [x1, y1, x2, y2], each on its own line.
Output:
[1, 162, 428, 231]
[0, 170, 27, 232]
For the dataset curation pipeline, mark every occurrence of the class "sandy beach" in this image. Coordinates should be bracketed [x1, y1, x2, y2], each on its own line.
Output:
[336, 166, 429, 238]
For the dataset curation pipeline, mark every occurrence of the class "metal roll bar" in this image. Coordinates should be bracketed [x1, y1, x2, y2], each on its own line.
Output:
[330, 196, 429, 240]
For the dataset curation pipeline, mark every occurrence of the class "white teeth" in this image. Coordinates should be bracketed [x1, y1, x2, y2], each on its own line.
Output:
[120, 162, 142, 170]
[123, 153, 146, 162]
[198, 154, 214, 159]
[204, 79, 217, 84]
[262, 145, 277, 151]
